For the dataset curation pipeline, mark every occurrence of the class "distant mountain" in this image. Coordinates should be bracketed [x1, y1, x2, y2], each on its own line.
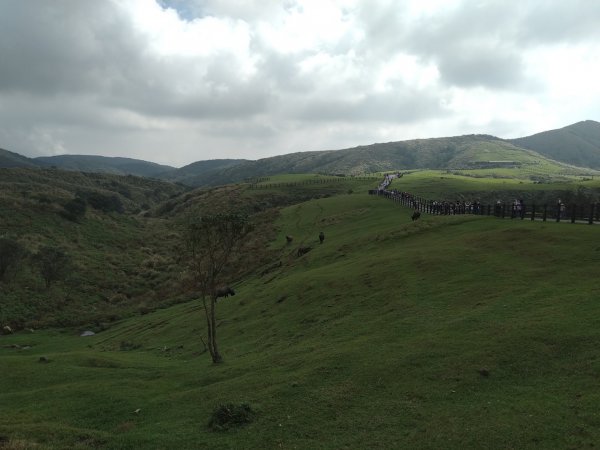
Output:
[184, 134, 562, 186]
[510, 120, 600, 169]
[161, 159, 248, 185]
[3, 120, 599, 186]
[0, 148, 39, 168]
[34, 155, 176, 177]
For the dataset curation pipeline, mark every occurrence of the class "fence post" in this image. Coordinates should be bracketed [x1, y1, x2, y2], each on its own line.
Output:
[543, 204, 547, 222]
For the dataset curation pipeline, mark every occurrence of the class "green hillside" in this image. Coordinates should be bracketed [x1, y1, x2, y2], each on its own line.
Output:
[510, 120, 600, 169]
[0, 148, 39, 168]
[0, 168, 189, 328]
[4, 122, 599, 187]
[173, 135, 586, 187]
[1, 173, 600, 449]
[161, 159, 248, 186]
[34, 155, 176, 177]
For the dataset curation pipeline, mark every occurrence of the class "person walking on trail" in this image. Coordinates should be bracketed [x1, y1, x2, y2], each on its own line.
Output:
[557, 198, 564, 220]
[319, 231, 325, 244]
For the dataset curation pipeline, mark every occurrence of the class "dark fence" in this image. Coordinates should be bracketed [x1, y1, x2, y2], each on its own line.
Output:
[368, 189, 600, 225]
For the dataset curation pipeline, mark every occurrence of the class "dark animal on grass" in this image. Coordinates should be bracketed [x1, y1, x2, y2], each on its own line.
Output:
[411, 210, 421, 221]
[319, 231, 325, 244]
[286, 235, 293, 244]
[297, 246, 312, 257]
[214, 286, 235, 302]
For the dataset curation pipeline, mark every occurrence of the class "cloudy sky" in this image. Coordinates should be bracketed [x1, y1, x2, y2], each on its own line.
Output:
[1, 0, 599, 167]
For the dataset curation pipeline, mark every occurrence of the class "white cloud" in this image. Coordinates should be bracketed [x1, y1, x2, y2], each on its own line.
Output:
[0, 0, 599, 166]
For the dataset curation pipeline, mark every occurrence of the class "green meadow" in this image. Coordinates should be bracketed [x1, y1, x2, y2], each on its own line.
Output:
[1, 171, 600, 449]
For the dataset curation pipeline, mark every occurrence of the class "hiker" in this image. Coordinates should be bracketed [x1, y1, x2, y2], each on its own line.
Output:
[519, 199, 526, 219]
[557, 199, 563, 220]
[319, 231, 325, 244]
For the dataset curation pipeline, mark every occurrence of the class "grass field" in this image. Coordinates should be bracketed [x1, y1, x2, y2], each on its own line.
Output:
[389, 169, 600, 205]
[2, 184, 600, 449]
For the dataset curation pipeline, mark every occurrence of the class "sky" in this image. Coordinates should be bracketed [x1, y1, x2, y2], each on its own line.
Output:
[1, 0, 600, 168]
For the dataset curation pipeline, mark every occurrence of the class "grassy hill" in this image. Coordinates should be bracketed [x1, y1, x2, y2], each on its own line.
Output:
[510, 120, 600, 169]
[4, 121, 599, 187]
[160, 158, 248, 186]
[165, 134, 590, 187]
[2, 173, 600, 448]
[0, 148, 39, 168]
[35, 155, 176, 178]
[0, 170, 375, 330]
[0, 168, 190, 328]
[389, 169, 600, 206]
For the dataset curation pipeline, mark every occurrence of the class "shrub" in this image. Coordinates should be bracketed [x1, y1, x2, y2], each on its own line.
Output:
[0, 238, 25, 282]
[208, 403, 256, 431]
[61, 197, 87, 222]
[78, 191, 124, 213]
[33, 246, 72, 288]
[119, 341, 141, 351]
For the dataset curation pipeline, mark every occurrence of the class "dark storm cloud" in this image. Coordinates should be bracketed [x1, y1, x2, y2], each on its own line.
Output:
[0, 0, 141, 96]
[0, 0, 271, 121]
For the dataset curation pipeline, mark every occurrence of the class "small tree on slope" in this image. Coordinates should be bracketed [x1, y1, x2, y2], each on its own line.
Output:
[184, 213, 252, 364]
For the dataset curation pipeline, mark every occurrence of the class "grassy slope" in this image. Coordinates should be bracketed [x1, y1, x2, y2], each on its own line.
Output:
[392, 170, 600, 204]
[182, 135, 587, 187]
[0, 168, 189, 328]
[1, 187, 600, 449]
[510, 120, 600, 169]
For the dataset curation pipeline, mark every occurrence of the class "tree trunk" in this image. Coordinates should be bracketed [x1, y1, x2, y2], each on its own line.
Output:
[209, 296, 223, 363]
[201, 295, 216, 359]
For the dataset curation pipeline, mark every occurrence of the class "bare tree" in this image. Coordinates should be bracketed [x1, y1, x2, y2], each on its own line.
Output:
[184, 213, 252, 363]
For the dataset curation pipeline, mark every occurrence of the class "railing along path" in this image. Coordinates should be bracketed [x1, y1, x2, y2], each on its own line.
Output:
[369, 178, 599, 225]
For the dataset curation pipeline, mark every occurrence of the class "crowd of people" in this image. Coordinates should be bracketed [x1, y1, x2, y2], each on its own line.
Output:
[377, 173, 403, 191]
[377, 184, 521, 217]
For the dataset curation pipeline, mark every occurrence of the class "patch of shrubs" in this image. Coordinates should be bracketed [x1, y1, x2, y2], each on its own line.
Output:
[208, 403, 256, 431]
[77, 190, 124, 213]
[0, 237, 25, 282]
[119, 341, 141, 351]
[61, 197, 87, 222]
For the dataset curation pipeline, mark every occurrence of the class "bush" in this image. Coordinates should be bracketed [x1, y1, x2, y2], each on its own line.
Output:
[61, 197, 87, 222]
[78, 191, 124, 213]
[208, 403, 256, 431]
[0, 238, 25, 282]
[33, 246, 72, 288]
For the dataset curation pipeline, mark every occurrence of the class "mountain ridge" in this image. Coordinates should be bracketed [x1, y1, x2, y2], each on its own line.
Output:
[510, 120, 600, 169]
[35, 154, 177, 177]
[3, 120, 600, 185]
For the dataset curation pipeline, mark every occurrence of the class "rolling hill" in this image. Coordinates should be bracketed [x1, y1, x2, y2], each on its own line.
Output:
[35, 155, 177, 178]
[187, 134, 580, 187]
[0, 148, 39, 168]
[160, 158, 248, 186]
[1, 181, 600, 449]
[510, 120, 600, 169]
[3, 120, 600, 187]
